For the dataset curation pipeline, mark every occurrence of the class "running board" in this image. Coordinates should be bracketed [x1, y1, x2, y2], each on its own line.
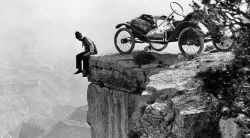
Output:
[146, 40, 168, 44]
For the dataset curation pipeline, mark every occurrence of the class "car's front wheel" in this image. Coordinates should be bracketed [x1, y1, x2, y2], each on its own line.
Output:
[114, 28, 135, 54]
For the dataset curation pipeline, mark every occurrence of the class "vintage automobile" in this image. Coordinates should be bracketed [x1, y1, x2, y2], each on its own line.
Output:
[114, 2, 209, 58]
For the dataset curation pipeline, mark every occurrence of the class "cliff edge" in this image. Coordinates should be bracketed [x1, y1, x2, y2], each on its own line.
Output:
[86, 52, 234, 138]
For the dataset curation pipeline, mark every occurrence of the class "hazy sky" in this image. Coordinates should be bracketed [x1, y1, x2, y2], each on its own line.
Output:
[0, 0, 193, 66]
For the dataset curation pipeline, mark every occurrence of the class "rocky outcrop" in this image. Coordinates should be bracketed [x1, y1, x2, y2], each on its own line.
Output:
[87, 52, 234, 138]
[219, 118, 241, 138]
[88, 53, 183, 93]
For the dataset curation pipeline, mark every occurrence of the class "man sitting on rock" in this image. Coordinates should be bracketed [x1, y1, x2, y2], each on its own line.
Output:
[74, 31, 97, 77]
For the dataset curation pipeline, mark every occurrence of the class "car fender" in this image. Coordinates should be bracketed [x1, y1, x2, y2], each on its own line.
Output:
[115, 23, 131, 29]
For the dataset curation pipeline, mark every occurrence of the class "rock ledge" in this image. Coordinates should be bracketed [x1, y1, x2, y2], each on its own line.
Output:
[87, 52, 234, 138]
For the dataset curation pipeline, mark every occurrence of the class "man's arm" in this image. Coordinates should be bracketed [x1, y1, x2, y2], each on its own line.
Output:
[84, 38, 95, 56]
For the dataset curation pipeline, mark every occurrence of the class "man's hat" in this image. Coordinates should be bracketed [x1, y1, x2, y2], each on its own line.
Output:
[75, 31, 82, 38]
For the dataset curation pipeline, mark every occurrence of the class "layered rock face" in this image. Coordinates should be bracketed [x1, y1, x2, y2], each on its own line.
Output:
[87, 52, 234, 138]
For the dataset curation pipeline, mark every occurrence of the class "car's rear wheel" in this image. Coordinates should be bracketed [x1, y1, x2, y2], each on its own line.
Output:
[212, 27, 235, 51]
[178, 27, 204, 59]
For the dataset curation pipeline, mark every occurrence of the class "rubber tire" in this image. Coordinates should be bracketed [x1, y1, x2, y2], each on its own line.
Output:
[114, 28, 135, 54]
[149, 43, 168, 52]
[178, 27, 204, 59]
[212, 38, 234, 52]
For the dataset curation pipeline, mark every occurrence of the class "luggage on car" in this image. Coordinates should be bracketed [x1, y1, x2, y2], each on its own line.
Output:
[131, 14, 155, 32]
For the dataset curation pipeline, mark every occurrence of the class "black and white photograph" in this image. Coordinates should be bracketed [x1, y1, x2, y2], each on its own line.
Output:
[0, 0, 249, 137]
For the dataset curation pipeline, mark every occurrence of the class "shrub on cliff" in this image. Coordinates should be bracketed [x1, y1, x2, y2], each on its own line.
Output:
[133, 51, 155, 66]
[196, 0, 250, 134]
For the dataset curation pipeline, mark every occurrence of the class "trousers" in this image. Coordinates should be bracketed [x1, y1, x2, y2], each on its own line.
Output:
[76, 52, 90, 71]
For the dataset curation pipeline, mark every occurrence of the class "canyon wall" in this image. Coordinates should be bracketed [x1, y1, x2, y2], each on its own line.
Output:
[86, 52, 234, 138]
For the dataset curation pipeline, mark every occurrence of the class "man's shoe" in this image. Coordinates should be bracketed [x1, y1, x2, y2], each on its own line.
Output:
[74, 70, 83, 74]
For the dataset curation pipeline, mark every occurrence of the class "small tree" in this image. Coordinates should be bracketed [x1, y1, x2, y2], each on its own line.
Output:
[133, 51, 155, 66]
[196, 0, 250, 119]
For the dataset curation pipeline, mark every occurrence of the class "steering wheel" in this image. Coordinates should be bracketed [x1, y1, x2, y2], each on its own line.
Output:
[170, 2, 184, 16]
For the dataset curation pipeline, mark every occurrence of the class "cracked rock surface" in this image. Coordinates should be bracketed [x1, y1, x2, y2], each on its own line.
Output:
[87, 52, 234, 138]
